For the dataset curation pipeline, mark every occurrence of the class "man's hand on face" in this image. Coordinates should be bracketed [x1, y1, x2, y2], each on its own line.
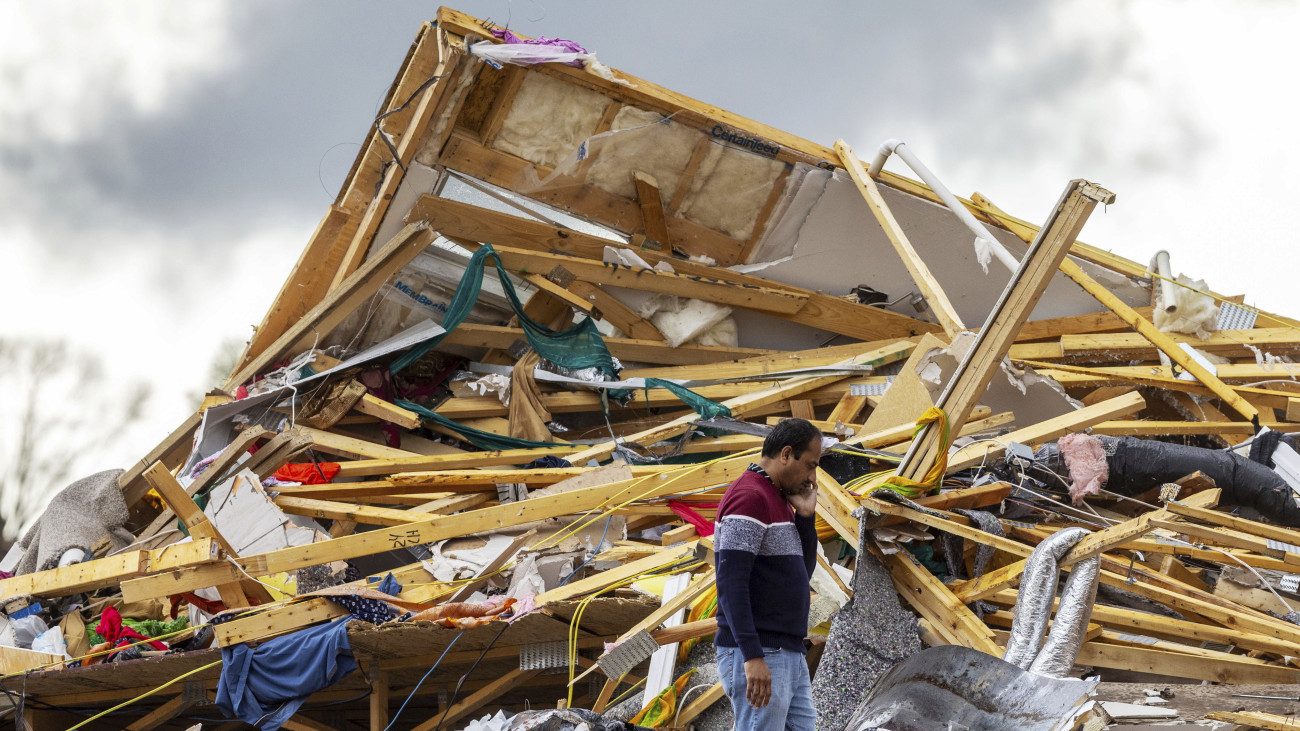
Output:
[744, 657, 772, 708]
[785, 482, 818, 517]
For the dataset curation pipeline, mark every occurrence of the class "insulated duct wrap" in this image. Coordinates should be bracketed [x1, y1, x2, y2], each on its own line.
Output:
[1103, 436, 1300, 526]
[1001, 527, 1099, 677]
[1029, 553, 1100, 677]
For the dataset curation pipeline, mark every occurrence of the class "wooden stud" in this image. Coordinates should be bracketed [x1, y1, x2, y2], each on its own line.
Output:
[836, 139, 966, 336]
[895, 179, 1113, 483]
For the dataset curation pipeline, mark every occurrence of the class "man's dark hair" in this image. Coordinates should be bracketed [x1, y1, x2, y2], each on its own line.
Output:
[762, 418, 823, 459]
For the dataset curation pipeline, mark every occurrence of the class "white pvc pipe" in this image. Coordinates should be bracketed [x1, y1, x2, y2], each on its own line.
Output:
[868, 138, 1020, 274]
[1154, 249, 1176, 313]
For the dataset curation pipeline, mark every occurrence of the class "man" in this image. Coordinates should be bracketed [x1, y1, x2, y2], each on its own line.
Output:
[715, 418, 822, 730]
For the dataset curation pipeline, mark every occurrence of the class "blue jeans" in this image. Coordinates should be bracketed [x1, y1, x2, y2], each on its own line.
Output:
[716, 645, 815, 731]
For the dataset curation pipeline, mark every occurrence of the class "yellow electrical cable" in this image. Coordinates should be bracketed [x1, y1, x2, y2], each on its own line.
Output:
[64, 658, 222, 730]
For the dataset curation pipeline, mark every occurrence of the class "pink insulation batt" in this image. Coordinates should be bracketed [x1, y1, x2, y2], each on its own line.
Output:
[1058, 432, 1109, 504]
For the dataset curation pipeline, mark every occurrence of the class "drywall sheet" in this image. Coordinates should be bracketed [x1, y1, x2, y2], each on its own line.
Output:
[732, 169, 1149, 351]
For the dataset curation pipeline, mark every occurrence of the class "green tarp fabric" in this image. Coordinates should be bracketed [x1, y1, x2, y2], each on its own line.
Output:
[395, 399, 576, 452]
[388, 243, 617, 377]
[641, 378, 732, 420]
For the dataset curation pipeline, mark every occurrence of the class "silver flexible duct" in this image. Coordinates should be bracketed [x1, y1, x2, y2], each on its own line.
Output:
[1001, 527, 1099, 677]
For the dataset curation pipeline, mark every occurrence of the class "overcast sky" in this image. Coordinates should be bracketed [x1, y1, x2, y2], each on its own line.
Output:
[3, 0, 1299, 481]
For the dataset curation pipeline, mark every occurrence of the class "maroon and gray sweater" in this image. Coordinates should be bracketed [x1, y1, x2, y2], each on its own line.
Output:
[714, 465, 818, 661]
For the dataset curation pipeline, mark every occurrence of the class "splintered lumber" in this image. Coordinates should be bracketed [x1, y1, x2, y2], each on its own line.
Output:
[120, 410, 204, 506]
[335, 446, 578, 478]
[0, 539, 216, 601]
[124, 694, 193, 731]
[1060, 328, 1300, 361]
[566, 341, 916, 464]
[949, 490, 1220, 603]
[225, 222, 437, 390]
[123, 459, 744, 601]
[879, 547, 1002, 655]
[536, 543, 698, 606]
[895, 179, 1113, 483]
[1205, 710, 1300, 729]
[1075, 639, 1300, 685]
[271, 497, 428, 527]
[569, 280, 665, 341]
[837, 138, 965, 336]
[972, 192, 1260, 421]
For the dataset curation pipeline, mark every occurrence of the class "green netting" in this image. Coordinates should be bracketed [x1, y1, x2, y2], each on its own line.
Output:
[642, 378, 732, 420]
[396, 399, 577, 452]
[388, 243, 617, 377]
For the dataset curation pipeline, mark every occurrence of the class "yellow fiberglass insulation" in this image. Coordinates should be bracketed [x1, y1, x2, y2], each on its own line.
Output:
[584, 106, 702, 202]
[680, 142, 785, 240]
[492, 72, 609, 170]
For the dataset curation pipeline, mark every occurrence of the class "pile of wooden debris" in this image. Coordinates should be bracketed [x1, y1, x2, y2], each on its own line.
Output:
[7, 7, 1300, 730]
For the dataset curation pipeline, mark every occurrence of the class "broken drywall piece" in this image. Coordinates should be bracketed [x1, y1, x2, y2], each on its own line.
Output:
[917, 331, 1080, 427]
[205, 469, 328, 556]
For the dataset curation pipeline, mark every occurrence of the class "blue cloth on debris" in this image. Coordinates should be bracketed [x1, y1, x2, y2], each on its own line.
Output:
[326, 594, 396, 624]
[215, 618, 357, 730]
[373, 572, 402, 596]
[524, 456, 573, 470]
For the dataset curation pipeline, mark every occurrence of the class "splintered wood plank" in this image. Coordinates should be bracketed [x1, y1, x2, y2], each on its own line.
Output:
[837, 139, 965, 336]
[633, 170, 671, 245]
[120, 410, 204, 507]
[226, 223, 436, 389]
[1205, 710, 1300, 730]
[232, 206, 352, 375]
[895, 179, 1113, 484]
[272, 497, 425, 527]
[879, 548, 1001, 655]
[565, 343, 916, 464]
[1016, 306, 1157, 342]
[412, 667, 544, 730]
[295, 426, 420, 461]
[354, 394, 421, 430]
[335, 446, 581, 479]
[1091, 420, 1300, 436]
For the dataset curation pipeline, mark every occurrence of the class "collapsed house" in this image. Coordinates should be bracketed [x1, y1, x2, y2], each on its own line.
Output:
[7, 7, 1300, 730]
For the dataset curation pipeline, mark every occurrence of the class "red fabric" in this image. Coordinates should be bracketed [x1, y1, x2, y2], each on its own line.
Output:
[169, 593, 227, 620]
[96, 606, 168, 651]
[272, 462, 340, 485]
[667, 500, 718, 537]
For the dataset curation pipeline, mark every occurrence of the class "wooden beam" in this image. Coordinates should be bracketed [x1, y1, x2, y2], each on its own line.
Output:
[879, 548, 1002, 655]
[565, 342, 915, 464]
[1090, 420, 1300, 436]
[1015, 306, 1156, 342]
[232, 205, 352, 375]
[412, 667, 544, 730]
[895, 179, 1113, 483]
[836, 139, 965, 336]
[225, 223, 437, 389]
[632, 171, 671, 245]
[569, 281, 665, 341]
[124, 694, 193, 731]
